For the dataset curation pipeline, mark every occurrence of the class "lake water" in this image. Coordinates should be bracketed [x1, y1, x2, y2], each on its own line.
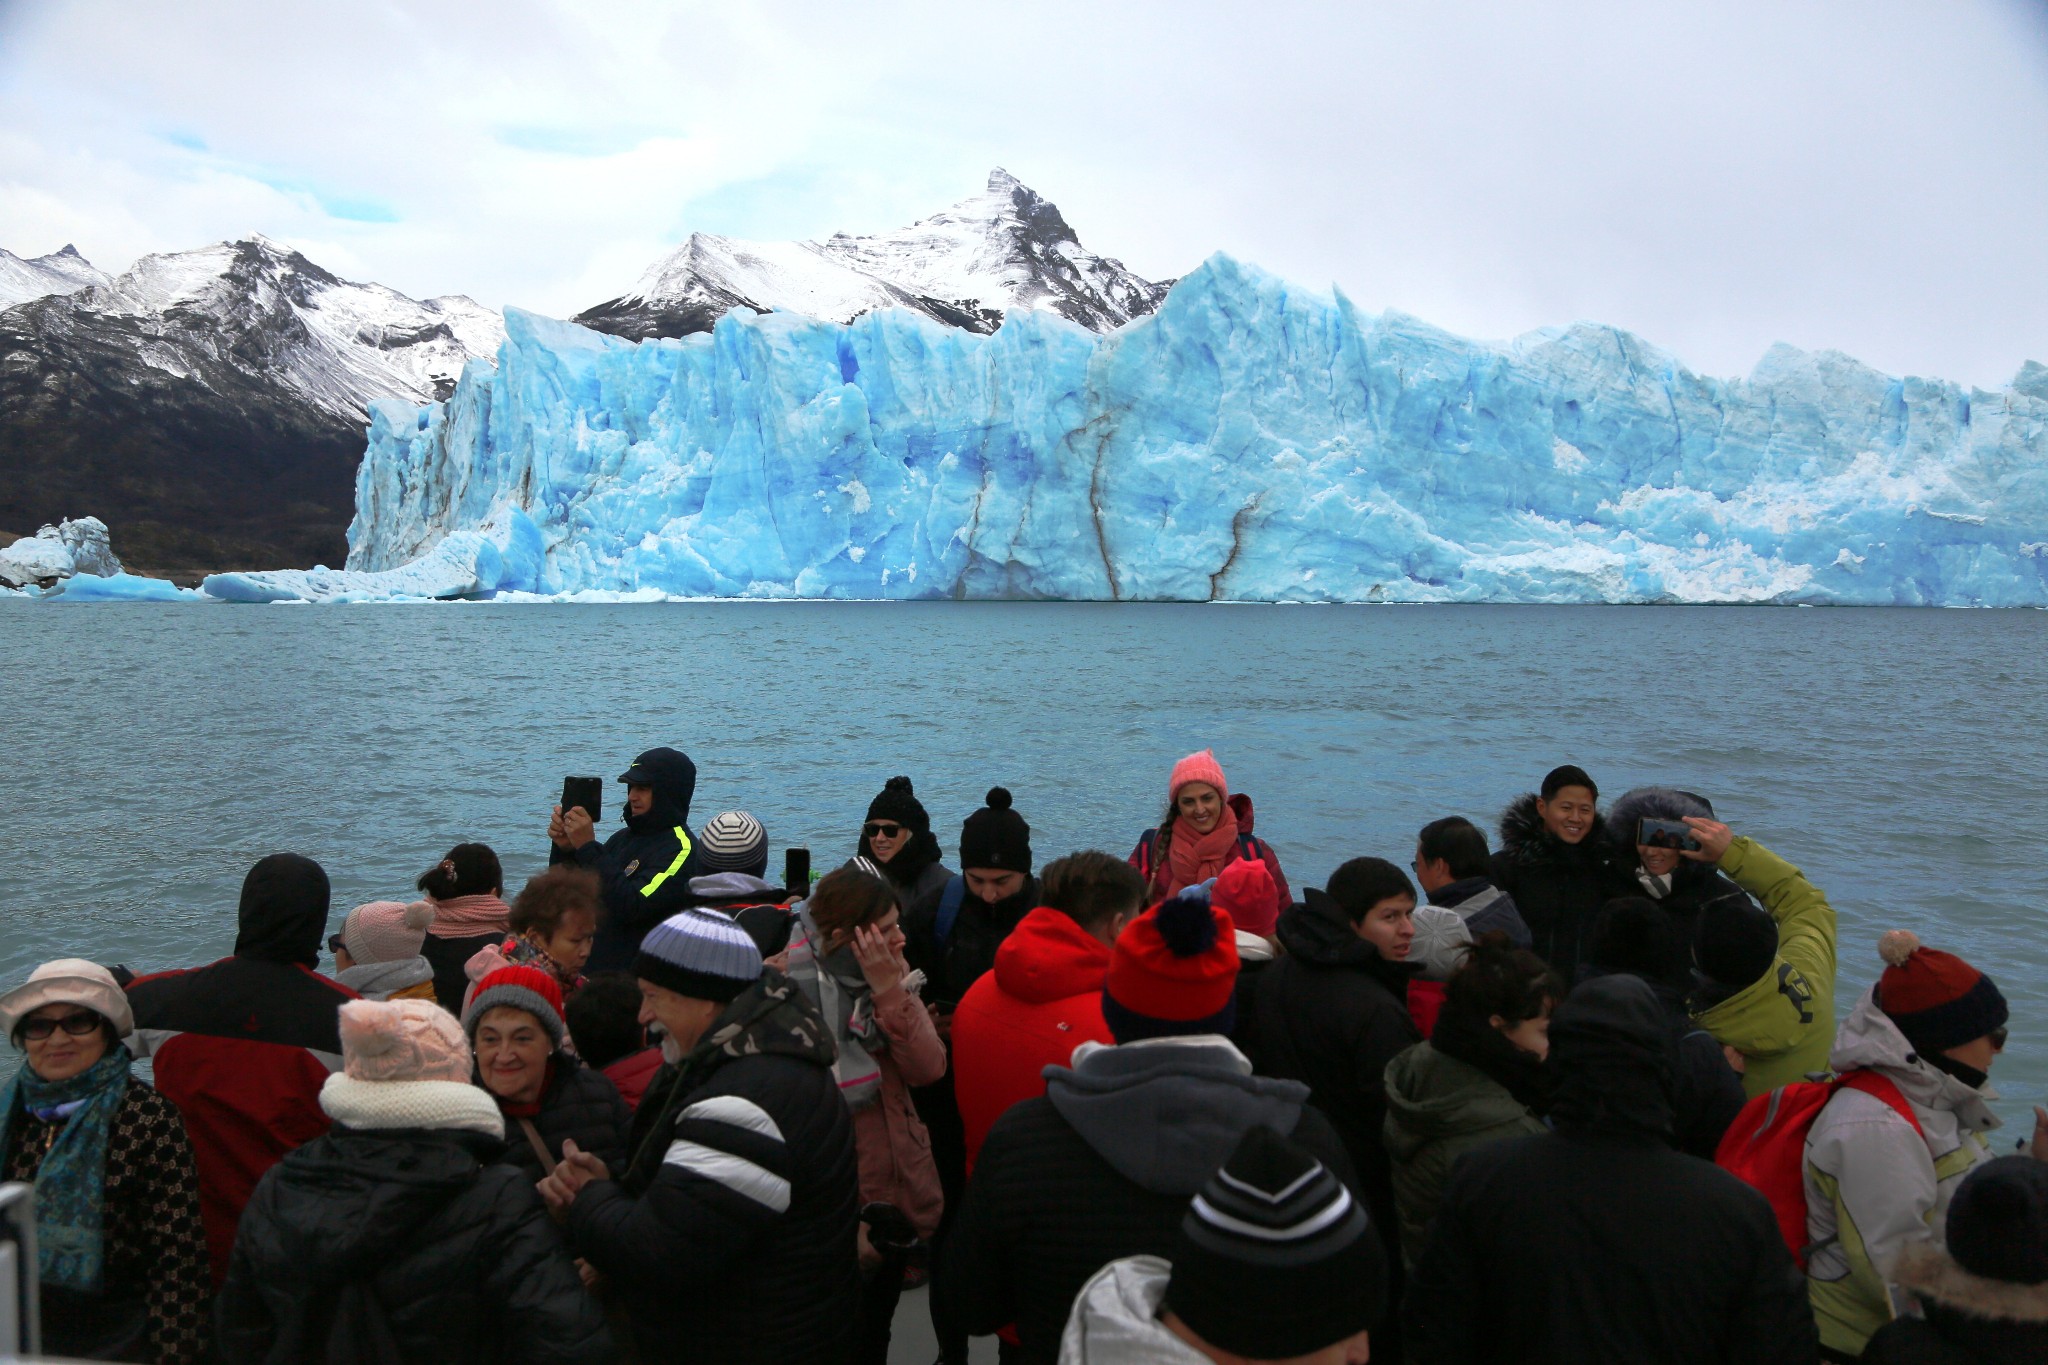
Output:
[1, 601, 2042, 1131]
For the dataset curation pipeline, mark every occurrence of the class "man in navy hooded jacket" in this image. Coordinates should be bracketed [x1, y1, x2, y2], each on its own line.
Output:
[552, 746, 705, 971]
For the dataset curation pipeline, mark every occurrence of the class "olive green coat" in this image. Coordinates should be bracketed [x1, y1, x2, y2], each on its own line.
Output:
[1382, 1041, 1546, 1269]
[1691, 838, 1838, 1097]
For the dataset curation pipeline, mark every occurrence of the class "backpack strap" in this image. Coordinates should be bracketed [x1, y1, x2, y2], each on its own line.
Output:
[1837, 1070, 1924, 1137]
[517, 1116, 557, 1172]
[933, 876, 968, 949]
[1236, 833, 1262, 862]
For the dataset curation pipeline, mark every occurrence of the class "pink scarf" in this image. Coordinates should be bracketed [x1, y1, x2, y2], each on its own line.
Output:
[1165, 804, 1243, 898]
[425, 893, 511, 939]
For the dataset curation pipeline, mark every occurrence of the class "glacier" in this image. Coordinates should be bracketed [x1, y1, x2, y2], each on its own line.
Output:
[204, 254, 2048, 606]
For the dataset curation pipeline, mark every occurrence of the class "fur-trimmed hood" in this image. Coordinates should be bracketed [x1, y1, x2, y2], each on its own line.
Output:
[1606, 787, 1718, 880]
[1497, 792, 1609, 866]
[1890, 1240, 2048, 1324]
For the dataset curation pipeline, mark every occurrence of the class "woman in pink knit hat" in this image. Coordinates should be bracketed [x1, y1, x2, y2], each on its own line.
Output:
[1128, 749, 1292, 919]
[215, 999, 611, 1365]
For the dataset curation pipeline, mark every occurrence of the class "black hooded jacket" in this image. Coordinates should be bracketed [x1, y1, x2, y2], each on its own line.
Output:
[933, 1035, 1359, 1365]
[1603, 787, 1762, 944]
[556, 747, 704, 973]
[1248, 889, 1420, 1264]
[568, 971, 859, 1365]
[1490, 794, 1617, 977]
[216, 1126, 612, 1365]
[127, 852, 359, 1284]
[1405, 975, 1816, 1365]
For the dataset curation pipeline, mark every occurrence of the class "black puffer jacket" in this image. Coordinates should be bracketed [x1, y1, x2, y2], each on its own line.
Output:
[933, 1035, 1360, 1365]
[216, 1127, 611, 1365]
[1249, 889, 1420, 1263]
[491, 1057, 632, 1182]
[1491, 793, 1617, 976]
[556, 747, 704, 972]
[569, 971, 859, 1365]
[1861, 1232, 2048, 1365]
[1404, 975, 1815, 1365]
[903, 873, 1038, 1009]
[1604, 787, 1762, 943]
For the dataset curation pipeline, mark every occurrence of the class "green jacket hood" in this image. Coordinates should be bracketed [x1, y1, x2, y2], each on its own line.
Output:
[1383, 1042, 1534, 1162]
[1693, 955, 1818, 1056]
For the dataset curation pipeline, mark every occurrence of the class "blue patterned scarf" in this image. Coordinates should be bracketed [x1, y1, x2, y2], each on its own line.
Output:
[0, 1045, 131, 1292]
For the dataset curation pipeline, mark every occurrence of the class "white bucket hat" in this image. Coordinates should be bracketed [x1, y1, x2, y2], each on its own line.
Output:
[0, 959, 134, 1041]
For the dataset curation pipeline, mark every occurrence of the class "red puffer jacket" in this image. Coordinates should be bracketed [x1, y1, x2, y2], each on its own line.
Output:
[951, 907, 1117, 1175]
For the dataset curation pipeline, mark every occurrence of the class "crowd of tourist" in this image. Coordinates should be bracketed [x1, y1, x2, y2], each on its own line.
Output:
[2, 747, 2044, 1365]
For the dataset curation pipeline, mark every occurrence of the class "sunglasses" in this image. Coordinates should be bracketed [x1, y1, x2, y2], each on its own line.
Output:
[863, 822, 905, 840]
[327, 934, 347, 954]
[1991, 1026, 2008, 1052]
[20, 1011, 102, 1042]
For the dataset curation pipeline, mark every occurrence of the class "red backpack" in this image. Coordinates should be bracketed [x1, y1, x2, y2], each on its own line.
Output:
[1714, 1069, 1923, 1270]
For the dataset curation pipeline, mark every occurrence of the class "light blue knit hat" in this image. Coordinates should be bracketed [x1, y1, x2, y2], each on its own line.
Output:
[635, 908, 763, 1002]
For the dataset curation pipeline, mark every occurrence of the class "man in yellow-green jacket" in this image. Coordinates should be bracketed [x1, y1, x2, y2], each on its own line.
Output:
[1676, 818, 1837, 1096]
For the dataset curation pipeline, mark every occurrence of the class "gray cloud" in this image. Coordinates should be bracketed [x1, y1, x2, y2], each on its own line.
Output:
[3, 0, 2045, 386]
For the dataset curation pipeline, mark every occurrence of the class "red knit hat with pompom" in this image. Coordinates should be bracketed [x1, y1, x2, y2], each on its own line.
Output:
[1102, 891, 1240, 1042]
[1875, 930, 2007, 1058]
[1212, 858, 1280, 939]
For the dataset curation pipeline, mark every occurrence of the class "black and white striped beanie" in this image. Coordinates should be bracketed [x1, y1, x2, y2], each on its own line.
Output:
[1163, 1125, 1388, 1359]
[698, 811, 768, 874]
[635, 908, 763, 1003]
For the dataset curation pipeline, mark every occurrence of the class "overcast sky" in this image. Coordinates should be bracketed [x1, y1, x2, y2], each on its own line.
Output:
[4, 0, 2046, 386]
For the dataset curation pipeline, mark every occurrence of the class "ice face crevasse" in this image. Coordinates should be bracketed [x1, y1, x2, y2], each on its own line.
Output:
[211, 254, 2048, 606]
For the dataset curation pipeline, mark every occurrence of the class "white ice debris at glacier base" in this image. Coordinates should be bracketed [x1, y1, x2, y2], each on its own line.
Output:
[203, 254, 2048, 606]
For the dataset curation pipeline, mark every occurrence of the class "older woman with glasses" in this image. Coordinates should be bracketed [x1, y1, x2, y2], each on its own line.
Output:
[0, 959, 210, 1362]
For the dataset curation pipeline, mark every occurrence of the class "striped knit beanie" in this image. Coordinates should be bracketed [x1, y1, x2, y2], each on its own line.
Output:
[1876, 929, 2008, 1057]
[1164, 1125, 1387, 1358]
[636, 908, 762, 1003]
[462, 965, 566, 1050]
[698, 810, 768, 875]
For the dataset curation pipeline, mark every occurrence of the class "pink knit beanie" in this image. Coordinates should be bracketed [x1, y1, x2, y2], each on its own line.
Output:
[1212, 857, 1280, 938]
[337, 998, 473, 1083]
[341, 900, 434, 965]
[1169, 749, 1229, 804]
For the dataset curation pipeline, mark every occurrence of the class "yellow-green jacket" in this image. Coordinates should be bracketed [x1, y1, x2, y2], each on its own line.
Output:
[1692, 838, 1837, 1097]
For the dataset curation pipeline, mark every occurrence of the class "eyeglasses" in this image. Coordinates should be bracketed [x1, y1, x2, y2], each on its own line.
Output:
[864, 823, 905, 840]
[19, 1011, 102, 1042]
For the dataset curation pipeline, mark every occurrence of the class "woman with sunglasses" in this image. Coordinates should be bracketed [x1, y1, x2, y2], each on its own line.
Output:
[857, 776, 952, 916]
[0, 959, 210, 1362]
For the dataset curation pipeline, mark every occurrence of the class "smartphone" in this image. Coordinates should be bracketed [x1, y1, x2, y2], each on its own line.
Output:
[1639, 817, 1701, 851]
[561, 776, 603, 822]
[784, 847, 811, 897]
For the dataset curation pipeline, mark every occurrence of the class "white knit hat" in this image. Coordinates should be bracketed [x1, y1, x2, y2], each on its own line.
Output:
[0, 959, 134, 1041]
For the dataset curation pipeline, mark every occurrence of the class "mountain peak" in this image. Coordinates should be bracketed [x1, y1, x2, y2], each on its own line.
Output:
[579, 171, 1170, 341]
[53, 244, 85, 260]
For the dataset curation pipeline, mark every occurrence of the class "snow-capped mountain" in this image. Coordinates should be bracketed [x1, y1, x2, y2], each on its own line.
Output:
[0, 244, 112, 309]
[53, 235, 504, 414]
[576, 168, 1169, 340]
[0, 236, 504, 572]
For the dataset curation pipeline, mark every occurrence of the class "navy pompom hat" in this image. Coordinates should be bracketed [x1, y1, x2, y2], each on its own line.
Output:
[1102, 888, 1239, 1042]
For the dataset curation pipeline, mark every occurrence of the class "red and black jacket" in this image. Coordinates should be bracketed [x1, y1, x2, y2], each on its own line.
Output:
[128, 955, 357, 1283]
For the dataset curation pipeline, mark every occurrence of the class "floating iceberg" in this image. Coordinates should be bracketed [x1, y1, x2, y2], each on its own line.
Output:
[0, 517, 124, 589]
[263, 255, 2046, 605]
[45, 572, 204, 603]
